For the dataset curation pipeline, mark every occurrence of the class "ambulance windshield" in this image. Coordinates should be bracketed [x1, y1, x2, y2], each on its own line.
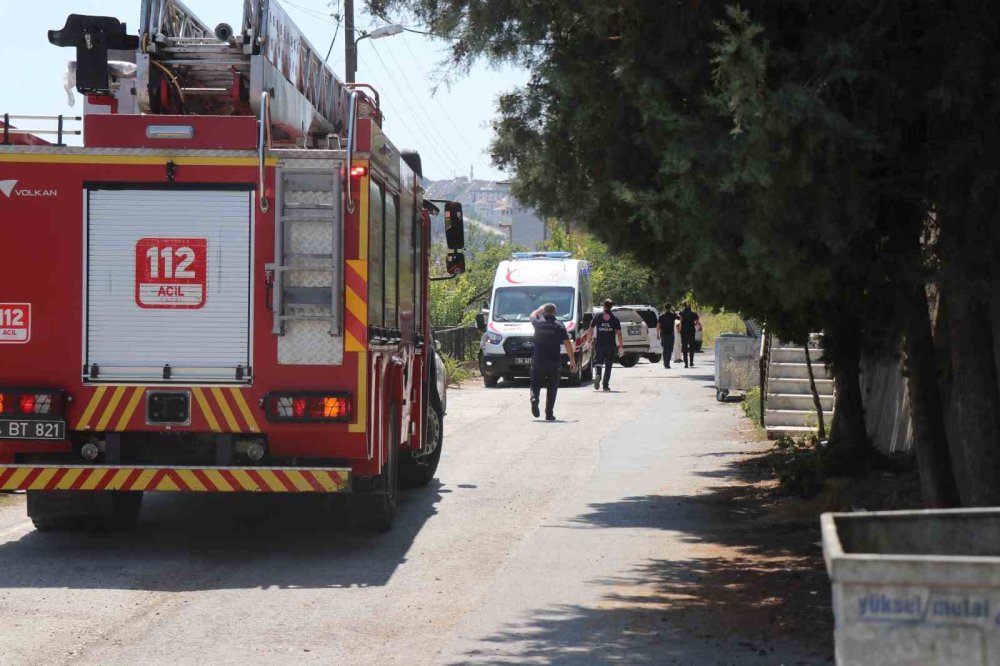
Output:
[492, 287, 575, 322]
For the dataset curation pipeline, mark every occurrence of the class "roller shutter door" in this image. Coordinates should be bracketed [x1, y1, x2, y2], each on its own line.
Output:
[85, 188, 252, 383]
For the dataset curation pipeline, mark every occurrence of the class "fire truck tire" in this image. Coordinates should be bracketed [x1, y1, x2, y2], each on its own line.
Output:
[30, 516, 82, 532]
[401, 400, 443, 488]
[87, 492, 144, 532]
[350, 406, 400, 531]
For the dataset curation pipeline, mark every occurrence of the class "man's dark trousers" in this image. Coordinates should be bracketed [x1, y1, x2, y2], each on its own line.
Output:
[594, 346, 615, 387]
[662, 336, 675, 368]
[530, 363, 560, 416]
[681, 332, 695, 367]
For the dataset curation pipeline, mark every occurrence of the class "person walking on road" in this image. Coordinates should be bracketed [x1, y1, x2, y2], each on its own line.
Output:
[588, 298, 624, 391]
[679, 303, 700, 368]
[657, 306, 679, 369]
[529, 303, 577, 421]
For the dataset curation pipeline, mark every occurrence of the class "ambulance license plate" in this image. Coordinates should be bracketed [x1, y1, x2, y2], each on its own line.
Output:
[0, 420, 66, 440]
[513, 357, 532, 365]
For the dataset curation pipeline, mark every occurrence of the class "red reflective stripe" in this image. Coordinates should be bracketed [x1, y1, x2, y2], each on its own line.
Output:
[192, 468, 217, 492]
[92, 468, 116, 491]
[120, 468, 143, 491]
[18, 467, 44, 490]
[147, 469, 168, 490]
[272, 470, 297, 492]
[44, 467, 70, 490]
[0, 467, 19, 487]
[246, 469, 271, 492]
[219, 469, 242, 491]
[167, 469, 191, 491]
[69, 468, 94, 490]
[301, 471, 324, 492]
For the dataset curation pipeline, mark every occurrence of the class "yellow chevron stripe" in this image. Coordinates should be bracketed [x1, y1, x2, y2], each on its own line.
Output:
[258, 469, 286, 492]
[182, 470, 207, 491]
[347, 259, 368, 282]
[228, 389, 260, 433]
[59, 468, 84, 490]
[95, 386, 127, 432]
[345, 330, 364, 353]
[210, 388, 240, 432]
[204, 469, 233, 492]
[105, 468, 132, 490]
[313, 471, 343, 492]
[346, 285, 366, 320]
[191, 388, 221, 432]
[79, 469, 106, 490]
[287, 471, 313, 492]
[230, 469, 256, 491]
[114, 387, 145, 431]
[349, 351, 367, 433]
[132, 469, 158, 491]
[74, 386, 108, 430]
[156, 475, 180, 491]
[31, 467, 58, 490]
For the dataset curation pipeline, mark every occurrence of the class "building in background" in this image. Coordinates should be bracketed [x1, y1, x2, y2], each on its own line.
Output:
[424, 177, 546, 247]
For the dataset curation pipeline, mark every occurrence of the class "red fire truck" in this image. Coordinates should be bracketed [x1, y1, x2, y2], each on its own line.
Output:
[0, 1, 466, 531]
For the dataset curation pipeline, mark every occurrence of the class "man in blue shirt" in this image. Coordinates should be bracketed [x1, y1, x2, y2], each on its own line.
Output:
[529, 303, 577, 421]
[588, 298, 624, 390]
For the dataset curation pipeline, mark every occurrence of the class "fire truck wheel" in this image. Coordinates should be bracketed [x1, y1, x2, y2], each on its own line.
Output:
[350, 406, 400, 531]
[87, 492, 144, 532]
[401, 400, 443, 488]
[30, 516, 83, 533]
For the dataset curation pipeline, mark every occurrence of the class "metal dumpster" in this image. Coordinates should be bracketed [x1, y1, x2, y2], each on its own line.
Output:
[713, 333, 760, 401]
[822, 509, 1000, 666]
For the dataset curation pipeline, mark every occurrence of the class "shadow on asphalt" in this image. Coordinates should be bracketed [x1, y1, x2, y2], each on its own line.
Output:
[0, 482, 444, 591]
[455, 458, 833, 665]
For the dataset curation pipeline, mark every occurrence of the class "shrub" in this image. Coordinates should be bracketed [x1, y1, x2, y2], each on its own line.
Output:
[741, 386, 762, 424]
[440, 353, 473, 386]
[700, 310, 745, 347]
[771, 435, 831, 499]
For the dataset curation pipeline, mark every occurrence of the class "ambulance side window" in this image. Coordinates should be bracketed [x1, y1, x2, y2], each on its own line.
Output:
[369, 180, 385, 327]
[384, 194, 399, 328]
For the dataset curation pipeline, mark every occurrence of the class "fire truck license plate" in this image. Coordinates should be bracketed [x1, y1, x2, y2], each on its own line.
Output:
[0, 420, 66, 440]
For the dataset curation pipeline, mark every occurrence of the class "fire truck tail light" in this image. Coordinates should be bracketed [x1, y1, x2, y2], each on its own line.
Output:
[0, 391, 63, 416]
[349, 166, 368, 177]
[265, 393, 352, 422]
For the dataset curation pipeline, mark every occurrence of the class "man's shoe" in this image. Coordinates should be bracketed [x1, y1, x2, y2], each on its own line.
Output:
[531, 400, 540, 418]
[545, 413, 556, 421]
[602, 385, 611, 392]
[593, 374, 600, 390]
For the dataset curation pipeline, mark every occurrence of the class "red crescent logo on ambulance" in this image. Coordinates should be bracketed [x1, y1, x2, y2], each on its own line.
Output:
[505, 268, 525, 284]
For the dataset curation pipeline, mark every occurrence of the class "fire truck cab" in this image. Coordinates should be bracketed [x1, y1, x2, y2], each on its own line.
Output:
[0, 0, 465, 531]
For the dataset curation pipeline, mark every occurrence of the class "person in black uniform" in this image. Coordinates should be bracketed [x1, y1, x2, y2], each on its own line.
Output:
[679, 303, 700, 368]
[588, 298, 624, 390]
[656, 306, 679, 369]
[529, 303, 577, 421]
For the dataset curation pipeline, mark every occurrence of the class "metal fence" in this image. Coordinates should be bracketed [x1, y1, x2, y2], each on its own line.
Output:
[433, 325, 481, 361]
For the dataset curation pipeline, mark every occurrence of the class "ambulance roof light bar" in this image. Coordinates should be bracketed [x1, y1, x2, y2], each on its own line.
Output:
[511, 251, 573, 260]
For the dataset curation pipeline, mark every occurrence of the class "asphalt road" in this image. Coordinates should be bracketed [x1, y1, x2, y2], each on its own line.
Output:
[0, 356, 827, 665]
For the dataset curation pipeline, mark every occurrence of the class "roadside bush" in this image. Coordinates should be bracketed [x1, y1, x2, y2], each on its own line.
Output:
[771, 435, 831, 499]
[700, 311, 745, 347]
[440, 353, 473, 387]
[741, 386, 762, 425]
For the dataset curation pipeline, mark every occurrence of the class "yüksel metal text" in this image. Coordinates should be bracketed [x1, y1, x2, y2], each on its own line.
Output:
[0, 0, 466, 532]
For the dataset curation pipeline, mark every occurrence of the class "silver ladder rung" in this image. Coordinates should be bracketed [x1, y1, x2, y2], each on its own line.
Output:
[282, 167, 337, 176]
[278, 314, 333, 322]
[286, 253, 333, 260]
[283, 202, 335, 211]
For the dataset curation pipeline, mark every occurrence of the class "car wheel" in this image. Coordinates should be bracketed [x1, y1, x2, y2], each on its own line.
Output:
[483, 374, 499, 388]
[618, 353, 640, 368]
[646, 353, 662, 364]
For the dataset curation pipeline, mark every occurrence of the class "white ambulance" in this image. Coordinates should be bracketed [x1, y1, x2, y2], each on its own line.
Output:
[475, 252, 594, 387]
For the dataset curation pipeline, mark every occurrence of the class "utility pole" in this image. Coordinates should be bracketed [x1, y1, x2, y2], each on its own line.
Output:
[344, 0, 356, 83]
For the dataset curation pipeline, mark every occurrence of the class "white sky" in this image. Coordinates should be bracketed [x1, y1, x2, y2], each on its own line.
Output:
[0, 0, 528, 180]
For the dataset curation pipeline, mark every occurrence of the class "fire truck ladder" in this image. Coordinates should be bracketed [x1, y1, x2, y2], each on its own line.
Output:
[267, 155, 345, 336]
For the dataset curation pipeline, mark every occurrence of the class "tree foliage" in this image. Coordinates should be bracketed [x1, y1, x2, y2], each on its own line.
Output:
[382, 0, 1000, 506]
